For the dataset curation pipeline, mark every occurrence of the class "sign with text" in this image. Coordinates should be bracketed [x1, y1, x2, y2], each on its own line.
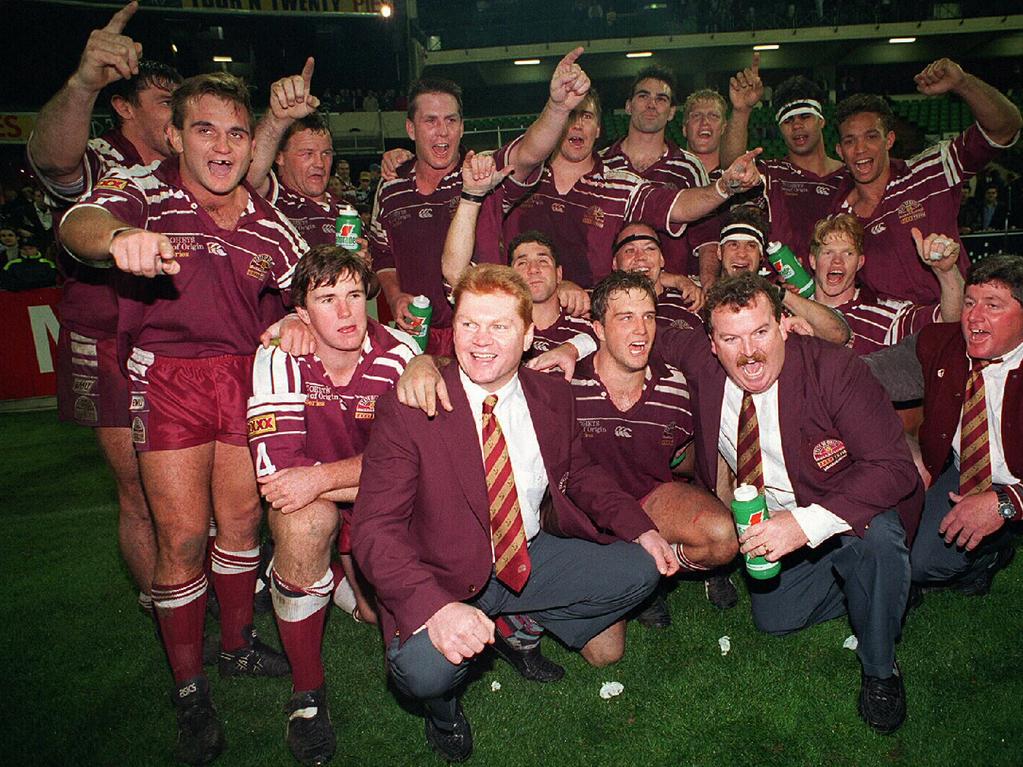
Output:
[1, 288, 60, 401]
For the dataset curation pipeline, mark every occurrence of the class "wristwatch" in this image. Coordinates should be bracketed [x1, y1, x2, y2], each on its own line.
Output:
[995, 488, 1016, 521]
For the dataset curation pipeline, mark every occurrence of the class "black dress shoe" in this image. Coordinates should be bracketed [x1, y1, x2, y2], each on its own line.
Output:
[955, 545, 1015, 597]
[635, 592, 672, 629]
[858, 663, 906, 735]
[425, 701, 473, 763]
[490, 631, 565, 683]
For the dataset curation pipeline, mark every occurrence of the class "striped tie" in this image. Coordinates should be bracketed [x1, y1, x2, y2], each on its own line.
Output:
[958, 358, 1000, 496]
[482, 395, 531, 592]
[737, 391, 765, 493]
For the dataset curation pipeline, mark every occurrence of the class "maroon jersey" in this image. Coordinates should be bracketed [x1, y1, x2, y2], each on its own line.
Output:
[501, 155, 683, 288]
[600, 139, 708, 275]
[760, 158, 846, 266]
[67, 156, 307, 359]
[656, 286, 703, 331]
[369, 138, 533, 329]
[31, 129, 143, 338]
[571, 356, 694, 500]
[834, 286, 939, 355]
[530, 308, 597, 357]
[246, 319, 417, 476]
[832, 124, 1010, 304]
[267, 171, 344, 247]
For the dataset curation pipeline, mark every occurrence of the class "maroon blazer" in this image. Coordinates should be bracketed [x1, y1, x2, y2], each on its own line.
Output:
[351, 364, 657, 645]
[655, 329, 923, 541]
[916, 322, 1023, 517]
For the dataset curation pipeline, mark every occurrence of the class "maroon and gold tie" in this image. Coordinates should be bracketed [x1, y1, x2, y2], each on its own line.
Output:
[958, 358, 999, 496]
[482, 395, 531, 592]
[737, 391, 765, 492]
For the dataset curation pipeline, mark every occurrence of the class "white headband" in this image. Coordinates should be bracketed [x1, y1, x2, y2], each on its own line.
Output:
[775, 98, 824, 124]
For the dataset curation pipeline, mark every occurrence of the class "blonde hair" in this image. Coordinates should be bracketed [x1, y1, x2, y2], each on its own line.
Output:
[810, 214, 864, 258]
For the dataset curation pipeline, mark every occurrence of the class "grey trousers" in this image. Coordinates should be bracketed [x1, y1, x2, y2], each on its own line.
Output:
[747, 509, 909, 678]
[911, 463, 1014, 583]
[386, 531, 659, 725]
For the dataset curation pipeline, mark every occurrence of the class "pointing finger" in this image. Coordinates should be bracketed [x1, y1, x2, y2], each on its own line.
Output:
[301, 56, 315, 86]
[104, 1, 138, 34]
[751, 51, 760, 75]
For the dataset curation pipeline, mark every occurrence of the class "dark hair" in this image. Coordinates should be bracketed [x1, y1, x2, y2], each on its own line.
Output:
[590, 270, 657, 324]
[406, 77, 463, 120]
[279, 113, 331, 153]
[572, 89, 602, 126]
[106, 60, 182, 126]
[968, 254, 1023, 306]
[721, 204, 769, 242]
[507, 229, 558, 266]
[171, 72, 253, 131]
[701, 272, 783, 333]
[773, 75, 826, 112]
[630, 65, 678, 105]
[836, 93, 896, 135]
[291, 245, 379, 308]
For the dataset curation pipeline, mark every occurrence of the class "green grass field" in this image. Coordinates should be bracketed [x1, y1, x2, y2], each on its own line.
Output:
[3, 410, 1021, 767]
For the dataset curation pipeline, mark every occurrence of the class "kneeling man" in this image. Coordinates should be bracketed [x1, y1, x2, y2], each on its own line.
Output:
[351, 264, 673, 761]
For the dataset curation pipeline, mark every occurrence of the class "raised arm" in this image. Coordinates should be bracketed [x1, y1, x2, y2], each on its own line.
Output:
[247, 57, 320, 198]
[911, 227, 965, 322]
[779, 288, 852, 345]
[504, 47, 592, 180]
[914, 58, 1021, 146]
[720, 52, 763, 168]
[668, 148, 763, 224]
[441, 151, 509, 285]
[29, 2, 141, 184]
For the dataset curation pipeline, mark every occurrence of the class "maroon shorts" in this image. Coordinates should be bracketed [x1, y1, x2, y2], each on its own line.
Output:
[56, 328, 131, 428]
[126, 349, 252, 452]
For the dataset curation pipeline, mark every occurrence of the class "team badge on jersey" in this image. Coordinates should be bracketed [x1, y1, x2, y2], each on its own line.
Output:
[97, 177, 129, 191]
[812, 438, 848, 472]
[896, 199, 926, 225]
[582, 206, 606, 228]
[354, 396, 378, 420]
[247, 413, 277, 437]
[131, 416, 147, 444]
[246, 253, 274, 280]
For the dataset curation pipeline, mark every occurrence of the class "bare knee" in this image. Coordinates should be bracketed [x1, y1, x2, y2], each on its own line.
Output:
[581, 621, 626, 667]
[706, 515, 740, 565]
[156, 525, 208, 572]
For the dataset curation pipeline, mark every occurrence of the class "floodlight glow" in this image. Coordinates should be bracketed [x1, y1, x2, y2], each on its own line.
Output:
[753, 44, 779, 51]
[213, 56, 232, 63]
[514, 59, 541, 65]
[626, 51, 654, 58]
[889, 37, 916, 44]
[380, 3, 393, 18]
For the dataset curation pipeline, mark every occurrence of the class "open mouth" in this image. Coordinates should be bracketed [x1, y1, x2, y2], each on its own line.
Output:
[628, 340, 648, 356]
[740, 360, 765, 380]
[826, 268, 846, 287]
[431, 143, 451, 160]
[567, 135, 586, 150]
[208, 159, 233, 178]
[853, 157, 874, 176]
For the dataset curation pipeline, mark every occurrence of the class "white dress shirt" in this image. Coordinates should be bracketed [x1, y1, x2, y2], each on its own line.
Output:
[460, 369, 547, 543]
[953, 339, 1023, 486]
[718, 378, 852, 547]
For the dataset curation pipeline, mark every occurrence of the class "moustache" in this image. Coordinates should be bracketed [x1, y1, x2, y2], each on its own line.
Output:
[737, 352, 767, 367]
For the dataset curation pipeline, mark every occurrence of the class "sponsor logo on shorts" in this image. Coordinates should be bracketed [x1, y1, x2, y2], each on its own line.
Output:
[96, 177, 129, 190]
[897, 199, 926, 225]
[812, 438, 848, 472]
[246, 253, 274, 280]
[247, 413, 277, 437]
[131, 416, 147, 444]
[72, 374, 97, 395]
[74, 396, 98, 425]
[129, 394, 146, 411]
[354, 395, 378, 420]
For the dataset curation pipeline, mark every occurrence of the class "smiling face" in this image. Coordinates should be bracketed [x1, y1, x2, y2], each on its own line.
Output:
[779, 112, 825, 158]
[168, 94, 253, 199]
[510, 241, 561, 305]
[594, 287, 657, 374]
[810, 231, 864, 303]
[614, 223, 664, 289]
[684, 98, 726, 157]
[406, 92, 463, 172]
[454, 290, 533, 392]
[559, 97, 601, 164]
[961, 281, 1023, 360]
[296, 271, 369, 354]
[709, 292, 788, 394]
[119, 83, 176, 161]
[627, 77, 676, 136]
[719, 239, 763, 277]
[836, 111, 895, 186]
[277, 128, 334, 201]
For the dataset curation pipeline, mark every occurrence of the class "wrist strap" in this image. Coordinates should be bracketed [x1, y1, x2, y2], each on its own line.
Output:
[460, 190, 487, 204]
[714, 176, 730, 200]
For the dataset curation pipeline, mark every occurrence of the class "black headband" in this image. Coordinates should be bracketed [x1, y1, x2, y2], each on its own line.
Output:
[613, 232, 660, 255]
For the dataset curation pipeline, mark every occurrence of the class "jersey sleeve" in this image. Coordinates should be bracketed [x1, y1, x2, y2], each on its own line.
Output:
[368, 181, 395, 272]
[922, 123, 1015, 188]
[494, 134, 544, 206]
[887, 300, 941, 344]
[629, 180, 688, 238]
[247, 346, 318, 477]
[64, 167, 149, 229]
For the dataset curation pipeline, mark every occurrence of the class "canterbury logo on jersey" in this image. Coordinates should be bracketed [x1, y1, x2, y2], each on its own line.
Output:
[870, 222, 886, 235]
[247, 413, 277, 436]
[614, 425, 633, 438]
